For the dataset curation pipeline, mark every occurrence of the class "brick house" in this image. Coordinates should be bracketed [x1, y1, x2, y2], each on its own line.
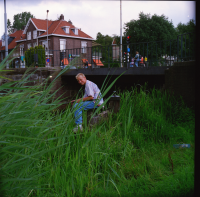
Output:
[0, 14, 94, 67]
[0, 29, 25, 67]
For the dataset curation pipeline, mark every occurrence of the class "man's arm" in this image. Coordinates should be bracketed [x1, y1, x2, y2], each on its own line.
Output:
[76, 96, 93, 103]
[71, 96, 93, 104]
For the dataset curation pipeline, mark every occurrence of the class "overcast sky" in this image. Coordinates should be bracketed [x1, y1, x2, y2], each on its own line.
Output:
[0, 0, 196, 40]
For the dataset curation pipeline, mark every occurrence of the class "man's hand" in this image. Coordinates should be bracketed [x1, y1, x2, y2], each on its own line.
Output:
[71, 100, 75, 105]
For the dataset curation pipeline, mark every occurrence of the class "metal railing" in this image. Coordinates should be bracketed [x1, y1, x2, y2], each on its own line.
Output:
[7, 32, 195, 68]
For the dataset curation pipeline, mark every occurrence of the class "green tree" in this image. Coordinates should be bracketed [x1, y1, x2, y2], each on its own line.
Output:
[10, 12, 35, 31]
[7, 19, 13, 35]
[121, 12, 178, 61]
[124, 12, 177, 43]
[94, 32, 118, 66]
[175, 19, 196, 61]
[176, 19, 196, 34]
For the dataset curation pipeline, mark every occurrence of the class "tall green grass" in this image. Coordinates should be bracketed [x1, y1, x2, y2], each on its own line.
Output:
[0, 50, 194, 197]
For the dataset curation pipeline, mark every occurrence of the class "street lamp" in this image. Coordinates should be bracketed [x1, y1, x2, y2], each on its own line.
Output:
[46, 10, 49, 67]
[4, 0, 8, 68]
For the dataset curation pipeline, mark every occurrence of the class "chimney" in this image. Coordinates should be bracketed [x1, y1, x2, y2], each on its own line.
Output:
[60, 14, 64, 20]
[68, 19, 72, 25]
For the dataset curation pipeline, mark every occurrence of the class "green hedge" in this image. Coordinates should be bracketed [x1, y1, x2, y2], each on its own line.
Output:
[25, 45, 45, 67]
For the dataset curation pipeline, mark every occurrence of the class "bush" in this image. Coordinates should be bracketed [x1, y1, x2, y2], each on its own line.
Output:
[103, 60, 120, 68]
[25, 45, 45, 67]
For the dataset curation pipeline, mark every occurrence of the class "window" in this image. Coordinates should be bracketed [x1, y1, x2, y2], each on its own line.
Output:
[27, 32, 31, 40]
[81, 41, 87, 53]
[60, 39, 66, 51]
[72, 28, 78, 35]
[27, 43, 31, 49]
[62, 26, 69, 34]
[33, 42, 37, 48]
[20, 44, 24, 56]
[2, 40, 5, 46]
[33, 30, 37, 39]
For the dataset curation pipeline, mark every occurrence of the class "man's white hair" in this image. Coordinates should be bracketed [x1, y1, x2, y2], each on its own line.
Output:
[75, 73, 86, 80]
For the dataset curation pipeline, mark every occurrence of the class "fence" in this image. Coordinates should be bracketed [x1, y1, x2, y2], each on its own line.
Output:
[8, 32, 195, 68]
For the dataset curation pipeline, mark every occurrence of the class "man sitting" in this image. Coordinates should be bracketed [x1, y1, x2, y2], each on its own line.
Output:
[71, 73, 103, 132]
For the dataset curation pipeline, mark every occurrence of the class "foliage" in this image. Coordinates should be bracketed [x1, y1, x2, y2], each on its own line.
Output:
[7, 12, 35, 31]
[176, 19, 196, 35]
[94, 32, 115, 63]
[123, 12, 177, 43]
[176, 19, 196, 61]
[0, 50, 194, 196]
[25, 45, 45, 67]
[121, 12, 178, 60]
[95, 32, 113, 46]
[103, 60, 120, 68]
[7, 19, 13, 35]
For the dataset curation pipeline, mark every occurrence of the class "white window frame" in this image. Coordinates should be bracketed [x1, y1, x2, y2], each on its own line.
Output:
[75, 28, 78, 35]
[33, 30, 37, 39]
[42, 41, 48, 50]
[62, 26, 70, 34]
[2, 40, 5, 46]
[27, 43, 32, 49]
[27, 31, 31, 40]
[60, 39, 66, 52]
[71, 28, 78, 35]
[33, 42, 37, 48]
[81, 41, 87, 53]
[20, 44, 24, 56]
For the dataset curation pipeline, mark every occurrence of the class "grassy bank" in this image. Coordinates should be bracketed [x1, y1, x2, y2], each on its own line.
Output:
[0, 60, 194, 196]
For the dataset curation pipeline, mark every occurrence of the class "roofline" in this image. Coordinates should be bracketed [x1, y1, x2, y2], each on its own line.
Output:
[37, 29, 47, 31]
[38, 34, 94, 40]
[23, 18, 47, 34]
[16, 39, 27, 42]
[23, 18, 34, 34]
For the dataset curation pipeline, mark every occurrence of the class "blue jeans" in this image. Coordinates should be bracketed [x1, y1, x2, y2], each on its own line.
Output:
[135, 59, 141, 67]
[73, 101, 98, 125]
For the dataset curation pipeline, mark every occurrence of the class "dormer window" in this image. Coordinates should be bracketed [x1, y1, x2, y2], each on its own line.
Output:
[62, 26, 70, 34]
[71, 28, 78, 35]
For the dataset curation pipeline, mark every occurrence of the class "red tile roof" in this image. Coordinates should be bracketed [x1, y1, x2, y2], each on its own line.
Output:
[38, 20, 92, 39]
[0, 30, 24, 50]
[29, 18, 92, 39]
[31, 18, 53, 30]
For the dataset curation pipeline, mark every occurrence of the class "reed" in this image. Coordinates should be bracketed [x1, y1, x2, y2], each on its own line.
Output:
[0, 49, 194, 197]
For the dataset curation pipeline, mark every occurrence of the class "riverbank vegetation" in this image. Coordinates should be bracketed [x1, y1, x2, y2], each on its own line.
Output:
[0, 56, 194, 197]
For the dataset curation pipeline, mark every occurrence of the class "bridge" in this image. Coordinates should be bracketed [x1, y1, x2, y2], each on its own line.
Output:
[62, 66, 170, 76]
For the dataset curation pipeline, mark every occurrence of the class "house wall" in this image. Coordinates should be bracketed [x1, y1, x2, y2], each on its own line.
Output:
[25, 22, 37, 50]
[51, 37, 92, 67]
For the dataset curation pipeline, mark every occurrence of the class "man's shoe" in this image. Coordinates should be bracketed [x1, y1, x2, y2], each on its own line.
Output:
[73, 124, 83, 133]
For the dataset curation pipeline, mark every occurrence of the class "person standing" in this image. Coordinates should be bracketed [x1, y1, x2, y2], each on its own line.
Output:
[135, 51, 140, 67]
[130, 57, 135, 67]
[71, 73, 103, 132]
